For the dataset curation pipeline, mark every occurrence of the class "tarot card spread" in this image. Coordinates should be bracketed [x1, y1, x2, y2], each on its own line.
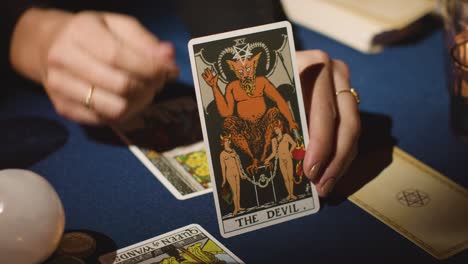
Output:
[189, 21, 320, 237]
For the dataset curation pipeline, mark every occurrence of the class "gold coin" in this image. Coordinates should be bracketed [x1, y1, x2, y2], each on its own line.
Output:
[57, 232, 96, 259]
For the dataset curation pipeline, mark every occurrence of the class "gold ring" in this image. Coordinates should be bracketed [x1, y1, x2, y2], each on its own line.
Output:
[85, 85, 95, 109]
[336, 88, 360, 104]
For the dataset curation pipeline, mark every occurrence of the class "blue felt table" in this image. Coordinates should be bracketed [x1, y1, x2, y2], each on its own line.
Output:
[1, 4, 468, 263]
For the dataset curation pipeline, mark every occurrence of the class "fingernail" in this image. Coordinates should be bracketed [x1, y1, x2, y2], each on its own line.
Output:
[321, 178, 336, 195]
[308, 163, 321, 182]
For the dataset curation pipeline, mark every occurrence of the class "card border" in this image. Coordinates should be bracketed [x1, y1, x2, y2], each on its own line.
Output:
[188, 21, 320, 238]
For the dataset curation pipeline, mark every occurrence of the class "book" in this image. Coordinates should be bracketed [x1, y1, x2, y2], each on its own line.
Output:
[281, 0, 438, 53]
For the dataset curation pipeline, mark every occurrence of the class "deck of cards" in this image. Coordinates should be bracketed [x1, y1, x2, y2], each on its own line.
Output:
[188, 21, 319, 237]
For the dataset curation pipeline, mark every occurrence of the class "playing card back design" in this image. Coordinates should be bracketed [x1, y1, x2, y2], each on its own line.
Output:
[189, 22, 319, 237]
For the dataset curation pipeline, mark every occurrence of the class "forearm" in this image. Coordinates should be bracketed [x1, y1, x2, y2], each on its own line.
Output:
[265, 152, 275, 162]
[278, 102, 295, 127]
[265, 142, 276, 161]
[289, 142, 296, 153]
[212, 86, 232, 117]
[10, 7, 72, 83]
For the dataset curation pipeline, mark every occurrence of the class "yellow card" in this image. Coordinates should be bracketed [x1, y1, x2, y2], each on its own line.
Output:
[349, 147, 468, 259]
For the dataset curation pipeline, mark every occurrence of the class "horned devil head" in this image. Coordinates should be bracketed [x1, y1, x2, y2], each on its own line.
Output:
[226, 52, 261, 96]
[217, 38, 270, 97]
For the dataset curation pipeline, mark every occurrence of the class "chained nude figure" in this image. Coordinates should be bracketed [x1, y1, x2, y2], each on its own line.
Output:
[219, 134, 246, 216]
[264, 119, 297, 201]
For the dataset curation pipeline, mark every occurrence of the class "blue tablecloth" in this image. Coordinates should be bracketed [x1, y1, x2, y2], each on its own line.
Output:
[1, 4, 467, 263]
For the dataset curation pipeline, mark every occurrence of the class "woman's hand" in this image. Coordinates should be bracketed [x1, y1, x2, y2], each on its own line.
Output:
[297, 50, 361, 197]
[11, 8, 179, 125]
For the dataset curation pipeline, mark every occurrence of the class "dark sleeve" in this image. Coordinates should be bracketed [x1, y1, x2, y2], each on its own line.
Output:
[175, 0, 287, 37]
[174, 0, 302, 49]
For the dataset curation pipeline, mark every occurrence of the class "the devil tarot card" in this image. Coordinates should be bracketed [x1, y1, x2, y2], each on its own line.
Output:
[188, 22, 320, 237]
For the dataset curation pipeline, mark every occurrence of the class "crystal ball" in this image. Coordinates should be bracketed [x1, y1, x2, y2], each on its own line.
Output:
[0, 169, 65, 263]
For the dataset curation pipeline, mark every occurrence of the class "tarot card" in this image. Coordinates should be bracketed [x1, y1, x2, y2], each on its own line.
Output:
[349, 147, 468, 259]
[113, 85, 212, 200]
[188, 21, 320, 237]
[99, 224, 244, 263]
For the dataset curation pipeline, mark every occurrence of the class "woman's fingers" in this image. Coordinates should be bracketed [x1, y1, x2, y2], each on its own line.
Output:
[297, 51, 361, 197]
[43, 11, 180, 125]
[47, 40, 141, 98]
[47, 95, 102, 125]
[316, 60, 360, 196]
[45, 68, 131, 123]
[299, 51, 337, 186]
[103, 13, 179, 76]
[103, 13, 168, 58]
[67, 13, 160, 79]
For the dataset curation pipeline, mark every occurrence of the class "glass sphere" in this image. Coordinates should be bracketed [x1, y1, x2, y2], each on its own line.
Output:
[0, 169, 65, 264]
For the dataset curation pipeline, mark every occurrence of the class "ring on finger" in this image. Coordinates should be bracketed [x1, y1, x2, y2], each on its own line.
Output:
[336, 88, 360, 104]
[85, 85, 95, 109]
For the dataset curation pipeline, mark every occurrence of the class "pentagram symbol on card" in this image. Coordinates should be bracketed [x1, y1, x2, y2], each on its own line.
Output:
[396, 189, 430, 207]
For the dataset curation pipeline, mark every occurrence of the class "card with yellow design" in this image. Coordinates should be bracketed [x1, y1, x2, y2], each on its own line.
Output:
[163, 142, 212, 193]
[349, 147, 468, 259]
[99, 224, 244, 263]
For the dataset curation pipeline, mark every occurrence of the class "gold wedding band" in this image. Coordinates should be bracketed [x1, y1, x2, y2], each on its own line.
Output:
[85, 85, 95, 109]
[336, 88, 360, 104]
